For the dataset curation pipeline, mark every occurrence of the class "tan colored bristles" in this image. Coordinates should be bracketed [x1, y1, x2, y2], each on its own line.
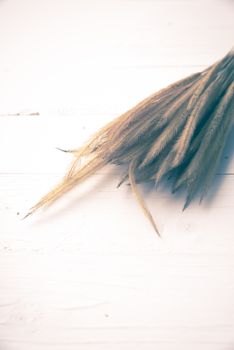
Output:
[26, 49, 234, 235]
[25, 156, 105, 218]
[128, 159, 160, 236]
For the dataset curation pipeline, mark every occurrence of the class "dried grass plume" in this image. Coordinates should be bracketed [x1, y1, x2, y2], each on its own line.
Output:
[26, 49, 234, 235]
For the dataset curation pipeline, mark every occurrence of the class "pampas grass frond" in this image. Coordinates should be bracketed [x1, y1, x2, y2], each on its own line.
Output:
[26, 49, 234, 235]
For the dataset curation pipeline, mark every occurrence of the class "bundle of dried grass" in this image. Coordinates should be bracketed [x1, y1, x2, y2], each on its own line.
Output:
[26, 49, 234, 235]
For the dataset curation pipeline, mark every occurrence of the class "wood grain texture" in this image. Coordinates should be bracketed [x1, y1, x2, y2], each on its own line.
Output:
[0, 0, 234, 349]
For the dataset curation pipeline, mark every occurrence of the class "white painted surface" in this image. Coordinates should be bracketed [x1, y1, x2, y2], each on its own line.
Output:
[0, 1, 234, 349]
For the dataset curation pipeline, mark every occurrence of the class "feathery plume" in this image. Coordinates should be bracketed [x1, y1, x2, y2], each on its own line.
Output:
[26, 49, 234, 235]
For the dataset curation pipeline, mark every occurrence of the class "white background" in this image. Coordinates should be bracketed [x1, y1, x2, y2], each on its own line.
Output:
[0, 0, 234, 349]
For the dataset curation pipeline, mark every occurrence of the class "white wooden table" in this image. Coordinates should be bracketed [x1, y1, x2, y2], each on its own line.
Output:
[0, 1, 234, 349]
